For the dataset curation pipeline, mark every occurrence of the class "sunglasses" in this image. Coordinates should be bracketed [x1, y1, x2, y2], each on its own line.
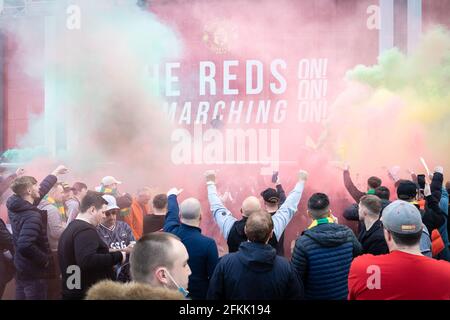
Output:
[105, 210, 119, 217]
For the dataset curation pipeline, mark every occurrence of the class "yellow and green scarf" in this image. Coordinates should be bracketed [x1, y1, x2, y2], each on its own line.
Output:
[46, 196, 67, 221]
[308, 216, 335, 230]
[99, 186, 117, 196]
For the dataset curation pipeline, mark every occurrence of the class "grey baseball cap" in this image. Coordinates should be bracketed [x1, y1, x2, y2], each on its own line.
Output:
[382, 200, 423, 234]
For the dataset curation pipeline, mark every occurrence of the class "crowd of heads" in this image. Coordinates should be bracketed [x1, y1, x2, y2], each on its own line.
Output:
[2, 163, 449, 301]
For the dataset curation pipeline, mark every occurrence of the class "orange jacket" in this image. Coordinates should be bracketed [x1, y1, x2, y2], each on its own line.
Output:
[124, 199, 149, 240]
[431, 229, 445, 257]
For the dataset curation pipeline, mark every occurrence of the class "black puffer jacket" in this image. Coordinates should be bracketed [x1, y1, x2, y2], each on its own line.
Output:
[7, 175, 57, 280]
[291, 223, 362, 300]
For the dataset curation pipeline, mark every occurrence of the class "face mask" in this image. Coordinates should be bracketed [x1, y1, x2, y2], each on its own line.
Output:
[164, 269, 189, 298]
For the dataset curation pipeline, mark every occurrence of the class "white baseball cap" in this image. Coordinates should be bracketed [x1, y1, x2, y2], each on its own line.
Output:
[101, 176, 122, 186]
[102, 195, 120, 211]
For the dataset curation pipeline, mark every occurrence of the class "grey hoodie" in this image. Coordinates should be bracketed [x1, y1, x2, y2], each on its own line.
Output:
[38, 200, 66, 252]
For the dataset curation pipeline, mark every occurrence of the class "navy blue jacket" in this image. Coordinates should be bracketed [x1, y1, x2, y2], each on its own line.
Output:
[163, 194, 218, 300]
[291, 223, 362, 300]
[207, 241, 304, 300]
[7, 175, 57, 280]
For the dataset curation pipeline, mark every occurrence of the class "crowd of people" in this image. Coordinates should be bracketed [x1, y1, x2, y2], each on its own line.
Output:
[0, 163, 449, 300]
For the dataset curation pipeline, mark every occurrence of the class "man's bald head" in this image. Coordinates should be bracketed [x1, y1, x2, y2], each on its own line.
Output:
[137, 187, 152, 206]
[241, 196, 261, 217]
[180, 197, 201, 222]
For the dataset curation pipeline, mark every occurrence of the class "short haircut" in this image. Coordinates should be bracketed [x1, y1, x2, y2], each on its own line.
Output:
[390, 230, 422, 247]
[360, 195, 382, 216]
[308, 193, 330, 219]
[179, 198, 201, 220]
[11, 176, 37, 197]
[130, 232, 180, 283]
[80, 191, 108, 213]
[72, 182, 88, 195]
[445, 181, 450, 192]
[152, 194, 167, 210]
[368, 176, 382, 189]
[245, 210, 273, 244]
[375, 186, 390, 200]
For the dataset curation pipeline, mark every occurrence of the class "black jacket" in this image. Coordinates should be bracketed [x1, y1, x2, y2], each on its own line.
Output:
[227, 217, 280, 254]
[0, 218, 13, 253]
[207, 241, 303, 300]
[358, 220, 389, 255]
[394, 173, 445, 232]
[58, 220, 123, 300]
[422, 172, 445, 232]
[291, 223, 362, 300]
[0, 218, 15, 288]
[7, 175, 57, 280]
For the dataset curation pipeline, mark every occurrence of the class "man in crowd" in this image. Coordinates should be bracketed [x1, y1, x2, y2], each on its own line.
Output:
[207, 210, 303, 300]
[291, 193, 362, 300]
[260, 173, 288, 256]
[348, 200, 450, 299]
[38, 183, 67, 251]
[98, 195, 135, 250]
[143, 193, 167, 234]
[38, 182, 68, 299]
[0, 217, 14, 299]
[357, 195, 389, 255]
[86, 232, 189, 300]
[396, 171, 446, 257]
[7, 165, 68, 300]
[96, 176, 132, 221]
[126, 187, 152, 239]
[97, 195, 135, 282]
[164, 188, 218, 300]
[66, 182, 88, 224]
[58, 191, 131, 300]
[342, 164, 382, 203]
[206, 169, 308, 254]
[0, 167, 24, 299]
[344, 186, 391, 223]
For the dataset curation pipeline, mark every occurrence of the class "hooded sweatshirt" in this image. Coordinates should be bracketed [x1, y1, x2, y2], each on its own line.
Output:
[38, 199, 66, 252]
[207, 241, 303, 300]
[291, 223, 362, 300]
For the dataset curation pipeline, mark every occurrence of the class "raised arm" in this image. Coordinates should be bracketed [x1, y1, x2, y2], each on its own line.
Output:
[205, 170, 237, 240]
[272, 170, 307, 241]
[163, 188, 183, 233]
[0, 168, 24, 197]
[343, 167, 365, 203]
[35, 165, 68, 204]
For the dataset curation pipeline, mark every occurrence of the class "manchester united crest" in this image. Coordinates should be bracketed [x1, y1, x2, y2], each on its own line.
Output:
[202, 20, 238, 54]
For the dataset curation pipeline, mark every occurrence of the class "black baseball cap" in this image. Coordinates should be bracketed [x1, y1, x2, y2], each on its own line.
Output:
[397, 180, 418, 200]
[260, 188, 280, 204]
